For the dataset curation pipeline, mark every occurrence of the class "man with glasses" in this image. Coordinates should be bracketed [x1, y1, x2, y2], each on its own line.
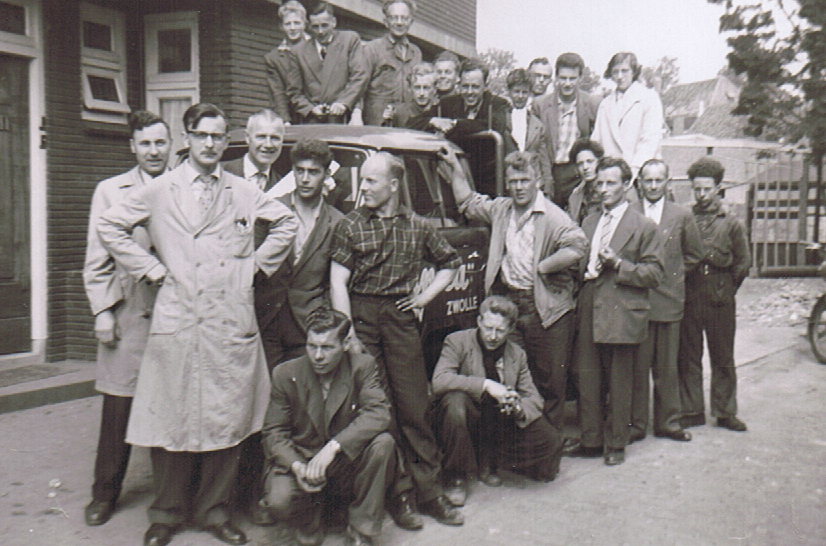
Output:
[441, 147, 588, 434]
[291, 1, 369, 124]
[527, 58, 553, 98]
[363, 0, 423, 126]
[98, 103, 297, 546]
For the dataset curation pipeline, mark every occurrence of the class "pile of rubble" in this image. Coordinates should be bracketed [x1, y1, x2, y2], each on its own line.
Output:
[736, 277, 825, 326]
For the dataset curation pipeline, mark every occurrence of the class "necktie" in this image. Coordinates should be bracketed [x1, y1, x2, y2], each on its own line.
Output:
[596, 211, 613, 273]
[254, 172, 267, 191]
[197, 174, 216, 211]
[320, 45, 327, 60]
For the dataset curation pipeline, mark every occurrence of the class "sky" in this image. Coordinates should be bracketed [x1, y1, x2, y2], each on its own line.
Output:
[476, 0, 732, 85]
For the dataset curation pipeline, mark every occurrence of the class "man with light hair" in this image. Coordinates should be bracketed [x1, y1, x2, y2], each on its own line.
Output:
[222, 109, 285, 194]
[264, 0, 307, 124]
[363, 0, 423, 125]
[434, 51, 460, 99]
[382, 69, 438, 128]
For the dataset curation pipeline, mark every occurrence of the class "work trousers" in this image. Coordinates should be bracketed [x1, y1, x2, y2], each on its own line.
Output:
[351, 294, 443, 503]
[573, 281, 636, 450]
[631, 320, 683, 435]
[91, 394, 133, 503]
[260, 303, 306, 374]
[432, 391, 561, 481]
[678, 293, 738, 419]
[148, 444, 241, 526]
[263, 432, 396, 537]
[504, 288, 572, 430]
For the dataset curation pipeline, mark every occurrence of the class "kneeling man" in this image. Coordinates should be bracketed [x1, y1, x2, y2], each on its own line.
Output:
[261, 308, 395, 546]
[431, 296, 563, 507]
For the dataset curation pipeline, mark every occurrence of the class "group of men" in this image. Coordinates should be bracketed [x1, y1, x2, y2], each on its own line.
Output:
[80, 3, 753, 545]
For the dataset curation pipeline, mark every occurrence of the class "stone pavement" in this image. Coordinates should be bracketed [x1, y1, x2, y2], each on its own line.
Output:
[1, 278, 825, 546]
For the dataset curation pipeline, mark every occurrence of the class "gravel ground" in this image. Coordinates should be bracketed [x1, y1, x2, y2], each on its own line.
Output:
[737, 277, 825, 327]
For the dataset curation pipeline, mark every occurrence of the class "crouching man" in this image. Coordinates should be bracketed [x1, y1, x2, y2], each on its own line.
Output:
[431, 296, 563, 507]
[261, 307, 396, 546]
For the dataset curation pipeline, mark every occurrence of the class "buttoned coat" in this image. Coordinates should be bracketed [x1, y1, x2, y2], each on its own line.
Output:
[592, 81, 664, 175]
[83, 166, 155, 396]
[431, 328, 543, 428]
[459, 191, 588, 328]
[264, 42, 303, 124]
[97, 164, 298, 452]
[362, 34, 422, 126]
[580, 205, 664, 344]
[291, 30, 369, 117]
[527, 89, 601, 190]
[262, 351, 391, 474]
[255, 193, 345, 334]
[631, 200, 703, 322]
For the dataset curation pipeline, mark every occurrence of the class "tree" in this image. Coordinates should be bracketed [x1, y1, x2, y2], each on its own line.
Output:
[641, 56, 681, 93]
[579, 65, 603, 92]
[478, 47, 516, 96]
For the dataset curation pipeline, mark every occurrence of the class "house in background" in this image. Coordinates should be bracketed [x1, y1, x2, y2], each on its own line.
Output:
[0, 0, 477, 366]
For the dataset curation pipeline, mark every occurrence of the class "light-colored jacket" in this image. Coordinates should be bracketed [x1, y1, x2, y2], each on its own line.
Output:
[83, 166, 155, 397]
[97, 164, 298, 452]
[592, 81, 664, 175]
[432, 328, 543, 428]
[459, 192, 588, 328]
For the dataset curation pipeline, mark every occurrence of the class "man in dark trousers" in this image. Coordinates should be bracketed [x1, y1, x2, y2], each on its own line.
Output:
[261, 307, 396, 546]
[431, 296, 563, 507]
[678, 157, 751, 432]
[568, 156, 663, 465]
[442, 147, 587, 432]
[629, 159, 702, 443]
[263, 0, 306, 124]
[82, 110, 171, 526]
[291, 2, 368, 124]
[330, 152, 464, 528]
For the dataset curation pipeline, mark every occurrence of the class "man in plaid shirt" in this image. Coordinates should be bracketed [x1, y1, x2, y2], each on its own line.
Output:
[330, 152, 464, 529]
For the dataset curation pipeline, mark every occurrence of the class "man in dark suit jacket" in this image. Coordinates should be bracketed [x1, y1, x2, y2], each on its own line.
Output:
[527, 53, 601, 208]
[291, 2, 369, 124]
[568, 157, 663, 466]
[263, 0, 307, 124]
[221, 109, 285, 194]
[629, 159, 702, 444]
[410, 58, 517, 155]
[261, 307, 395, 546]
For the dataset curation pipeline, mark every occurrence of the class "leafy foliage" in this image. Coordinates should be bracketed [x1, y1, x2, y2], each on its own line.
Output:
[641, 56, 681, 93]
[478, 47, 517, 96]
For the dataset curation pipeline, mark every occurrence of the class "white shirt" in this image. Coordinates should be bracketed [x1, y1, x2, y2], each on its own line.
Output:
[242, 154, 271, 190]
[585, 200, 629, 280]
[511, 106, 528, 150]
[644, 197, 665, 225]
[501, 196, 548, 290]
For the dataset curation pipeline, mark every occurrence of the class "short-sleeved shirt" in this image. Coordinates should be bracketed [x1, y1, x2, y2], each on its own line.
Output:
[331, 205, 462, 297]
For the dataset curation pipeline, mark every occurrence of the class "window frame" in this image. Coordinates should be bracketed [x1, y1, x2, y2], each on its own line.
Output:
[79, 2, 129, 122]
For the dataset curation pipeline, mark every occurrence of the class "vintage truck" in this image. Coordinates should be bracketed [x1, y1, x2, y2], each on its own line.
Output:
[184, 124, 505, 374]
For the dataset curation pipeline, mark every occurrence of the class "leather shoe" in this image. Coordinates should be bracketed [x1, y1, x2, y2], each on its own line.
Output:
[716, 416, 747, 432]
[479, 468, 502, 487]
[654, 428, 692, 441]
[604, 449, 625, 466]
[205, 521, 248, 546]
[144, 523, 178, 546]
[389, 492, 423, 530]
[561, 437, 581, 455]
[419, 494, 464, 526]
[680, 413, 706, 428]
[444, 477, 468, 507]
[249, 501, 277, 526]
[344, 525, 374, 546]
[628, 429, 646, 444]
[84, 498, 114, 526]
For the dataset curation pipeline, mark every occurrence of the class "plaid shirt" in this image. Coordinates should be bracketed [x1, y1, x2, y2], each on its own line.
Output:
[555, 97, 579, 164]
[331, 205, 462, 296]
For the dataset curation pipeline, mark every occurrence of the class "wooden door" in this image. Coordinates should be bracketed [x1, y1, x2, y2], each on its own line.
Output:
[0, 54, 31, 355]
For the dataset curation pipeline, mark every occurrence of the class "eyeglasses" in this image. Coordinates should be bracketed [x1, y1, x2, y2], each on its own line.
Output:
[188, 131, 228, 142]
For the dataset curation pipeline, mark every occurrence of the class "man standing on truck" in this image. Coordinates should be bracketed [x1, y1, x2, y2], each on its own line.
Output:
[441, 147, 588, 433]
[329, 152, 464, 529]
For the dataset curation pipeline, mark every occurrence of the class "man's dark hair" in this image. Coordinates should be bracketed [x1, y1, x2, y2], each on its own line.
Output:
[568, 138, 605, 164]
[435, 50, 460, 69]
[597, 156, 633, 183]
[479, 295, 518, 327]
[604, 51, 641, 81]
[527, 57, 550, 71]
[182, 103, 226, 133]
[504, 150, 540, 178]
[638, 158, 670, 180]
[128, 110, 170, 137]
[290, 138, 334, 170]
[555, 52, 584, 76]
[506, 68, 531, 90]
[306, 307, 351, 343]
[310, 1, 335, 17]
[687, 157, 725, 185]
[459, 58, 489, 82]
